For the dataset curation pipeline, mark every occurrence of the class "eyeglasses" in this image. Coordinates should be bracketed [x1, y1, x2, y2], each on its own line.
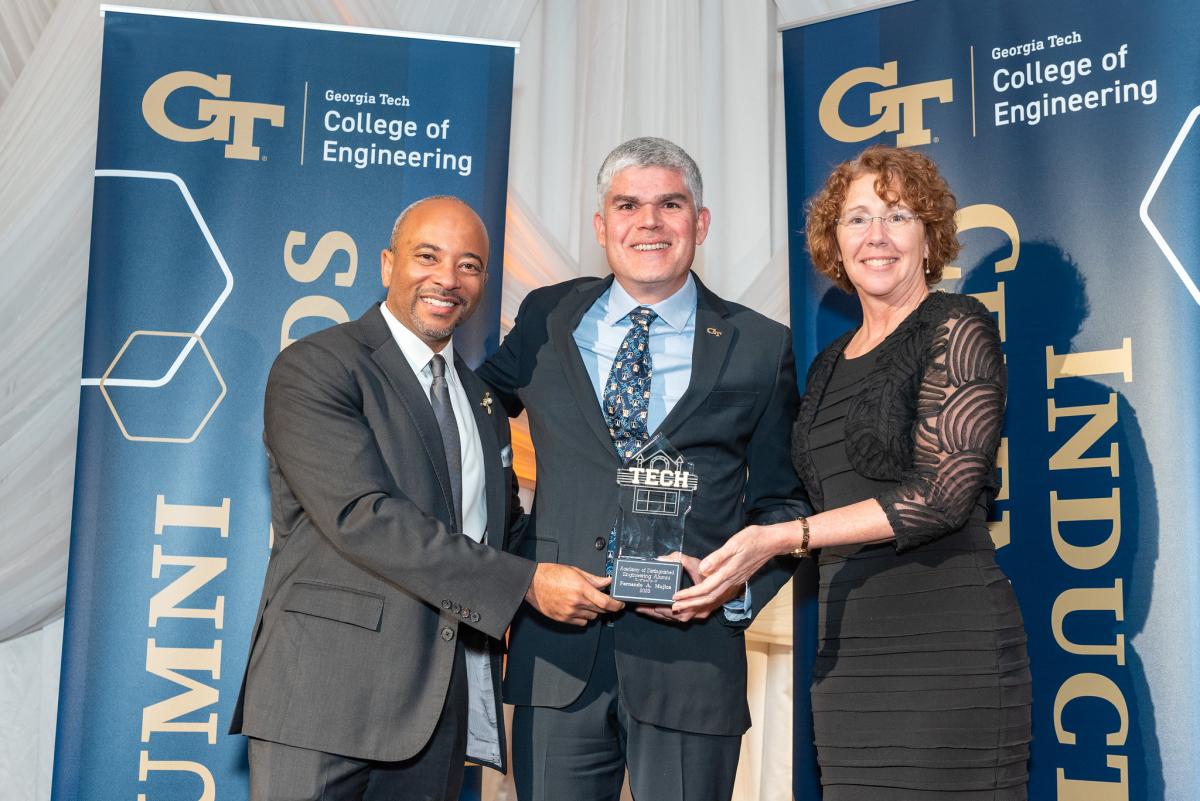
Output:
[836, 212, 919, 232]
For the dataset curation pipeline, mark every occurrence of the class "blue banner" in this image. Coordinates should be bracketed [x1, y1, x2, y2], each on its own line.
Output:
[783, 1, 1199, 798]
[55, 9, 514, 800]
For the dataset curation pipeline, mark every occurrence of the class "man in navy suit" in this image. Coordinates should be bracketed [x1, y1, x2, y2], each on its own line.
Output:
[479, 139, 805, 801]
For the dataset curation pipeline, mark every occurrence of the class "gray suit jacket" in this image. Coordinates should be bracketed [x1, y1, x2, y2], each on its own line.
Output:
[477, 274, 806, 736]
[230, 305, 536, 768]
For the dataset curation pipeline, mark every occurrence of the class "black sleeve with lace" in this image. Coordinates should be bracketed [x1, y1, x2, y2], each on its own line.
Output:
[878, 308, 1006, 552]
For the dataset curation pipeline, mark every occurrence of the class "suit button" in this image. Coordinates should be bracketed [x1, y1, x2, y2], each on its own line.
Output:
[470, 611, 481, 623]
[441, 600, 451, 610]
[440, 626, 454, 641]
[594, 537, 605, 550]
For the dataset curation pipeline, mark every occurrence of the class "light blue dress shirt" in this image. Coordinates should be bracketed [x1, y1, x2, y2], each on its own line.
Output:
[572, 275, 750, 619]
[572, 274, 697, 434]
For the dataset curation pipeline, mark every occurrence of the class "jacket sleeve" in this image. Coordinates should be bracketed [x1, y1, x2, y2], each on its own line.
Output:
[264, 339, 535, 640]
[878, 308, 1006, 552]
[476, 292, 533, 417]
[478, 293, 538, 552]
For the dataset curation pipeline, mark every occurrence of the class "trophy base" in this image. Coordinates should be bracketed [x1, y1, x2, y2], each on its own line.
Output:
[611, 557, 682, 605]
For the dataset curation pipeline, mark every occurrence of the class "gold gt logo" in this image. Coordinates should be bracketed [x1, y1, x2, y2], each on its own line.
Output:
[819, 62, 952, 147]
[142, 71, 285, 160]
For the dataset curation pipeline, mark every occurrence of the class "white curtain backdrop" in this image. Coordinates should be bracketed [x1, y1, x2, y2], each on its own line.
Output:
[0, 1, 876, 799]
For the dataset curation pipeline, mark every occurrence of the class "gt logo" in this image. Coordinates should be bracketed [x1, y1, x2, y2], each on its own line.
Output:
[142, 71, 285, 160]
[819, 62, 952, 147]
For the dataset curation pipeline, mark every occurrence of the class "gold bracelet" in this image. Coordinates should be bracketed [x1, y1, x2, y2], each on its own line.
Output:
[789, 515, 811, 558]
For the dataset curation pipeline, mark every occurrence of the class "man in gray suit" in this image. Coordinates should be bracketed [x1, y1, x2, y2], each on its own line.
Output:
[478, 139, 806, 801]
[231, 196, 621, 801]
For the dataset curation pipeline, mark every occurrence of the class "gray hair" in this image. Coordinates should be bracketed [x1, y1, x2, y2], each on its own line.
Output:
[595, 137, 704, 212]
[388, 195, 488, 252]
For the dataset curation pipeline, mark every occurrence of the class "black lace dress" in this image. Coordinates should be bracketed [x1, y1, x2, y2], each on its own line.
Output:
[792, 293, 1031, 800]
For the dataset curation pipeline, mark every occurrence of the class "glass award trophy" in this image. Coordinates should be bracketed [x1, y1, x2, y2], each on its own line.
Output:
[611, 433, 698, 605]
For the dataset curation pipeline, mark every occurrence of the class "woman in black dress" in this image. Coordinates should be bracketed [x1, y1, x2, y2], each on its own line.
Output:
[677, 145, 1031, 799]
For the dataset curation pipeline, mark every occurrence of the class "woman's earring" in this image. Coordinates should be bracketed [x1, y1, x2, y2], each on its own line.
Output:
[924, 258, 930, 275]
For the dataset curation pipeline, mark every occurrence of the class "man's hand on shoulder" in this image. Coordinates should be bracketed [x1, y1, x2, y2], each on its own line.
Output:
[525, 564, 623, 626]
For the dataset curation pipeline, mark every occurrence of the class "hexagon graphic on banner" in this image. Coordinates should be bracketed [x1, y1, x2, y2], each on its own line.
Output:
[99, 331, 227, 443]
[1141, 105, 1200, 308]
[80, 170, 235, 442]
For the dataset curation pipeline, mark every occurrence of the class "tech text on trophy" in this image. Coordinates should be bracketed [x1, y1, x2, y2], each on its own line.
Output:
[611, 433, 697, 605]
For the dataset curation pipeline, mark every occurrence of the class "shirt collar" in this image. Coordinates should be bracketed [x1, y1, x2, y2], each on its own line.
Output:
[379, 302, 455, 376]
[603, 273, 696, 333]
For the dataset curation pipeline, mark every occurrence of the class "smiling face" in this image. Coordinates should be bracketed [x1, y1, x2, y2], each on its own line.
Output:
[380, 197, 488, 351]
[836, 172, 929, 306]
[593, 165, 711, 304]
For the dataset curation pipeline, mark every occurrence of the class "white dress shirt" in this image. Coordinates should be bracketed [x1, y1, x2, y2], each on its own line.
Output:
[379, 303, 501, 764]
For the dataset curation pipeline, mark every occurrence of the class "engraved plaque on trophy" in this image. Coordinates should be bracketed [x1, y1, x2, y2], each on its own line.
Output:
[610, 433, 698, 605]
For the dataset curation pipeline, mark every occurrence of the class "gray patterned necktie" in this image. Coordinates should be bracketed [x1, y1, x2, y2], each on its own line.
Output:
[429, 354, 462, 532]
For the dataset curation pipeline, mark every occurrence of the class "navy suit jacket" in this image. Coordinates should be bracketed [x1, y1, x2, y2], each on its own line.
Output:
[478, 273, 806, 735]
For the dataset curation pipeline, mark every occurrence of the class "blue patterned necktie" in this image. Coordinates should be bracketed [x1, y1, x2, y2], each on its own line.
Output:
[602, 306, 656, 574]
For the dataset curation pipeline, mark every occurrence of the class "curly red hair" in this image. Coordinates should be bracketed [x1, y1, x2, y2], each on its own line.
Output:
[805, 145, 960, 294]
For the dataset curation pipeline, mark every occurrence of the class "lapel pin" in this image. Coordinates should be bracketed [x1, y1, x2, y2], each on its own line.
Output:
[706, 327, 723, 337]
[480, 391, 494, 415]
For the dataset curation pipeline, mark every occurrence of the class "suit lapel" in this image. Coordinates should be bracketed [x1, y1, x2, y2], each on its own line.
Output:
[360, 307, 457, 525]
[658, 276, 734, 440]
[547, 276, 621, 460]
[456, 356, 503, 544]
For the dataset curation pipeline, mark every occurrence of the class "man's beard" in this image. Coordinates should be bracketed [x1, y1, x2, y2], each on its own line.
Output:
[409, 291, 467, 341]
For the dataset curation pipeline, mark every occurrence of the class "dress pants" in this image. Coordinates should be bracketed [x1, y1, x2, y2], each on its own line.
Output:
[512, 623, 741, 801]
[249, 631, 468, 801]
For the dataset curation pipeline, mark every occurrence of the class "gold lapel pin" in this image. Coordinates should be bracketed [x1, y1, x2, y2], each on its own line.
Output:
[706, 327, 723, 337]
[480, 391, 494, 415]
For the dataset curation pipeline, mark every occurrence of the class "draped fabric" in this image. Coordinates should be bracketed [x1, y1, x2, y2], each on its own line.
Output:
[0, 2, 876, 799]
